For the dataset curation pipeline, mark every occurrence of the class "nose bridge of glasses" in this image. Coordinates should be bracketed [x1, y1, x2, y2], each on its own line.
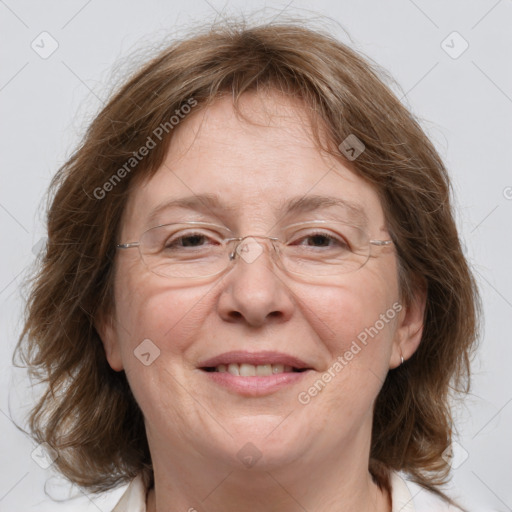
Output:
[228, 234, 280, 265]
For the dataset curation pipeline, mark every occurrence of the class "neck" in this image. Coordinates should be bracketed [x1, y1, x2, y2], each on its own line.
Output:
[145, 434, 390, 512]
[147, 468, 389, 512]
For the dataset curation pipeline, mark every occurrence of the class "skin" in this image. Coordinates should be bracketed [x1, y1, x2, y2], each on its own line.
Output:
[96, 90, 425, 512]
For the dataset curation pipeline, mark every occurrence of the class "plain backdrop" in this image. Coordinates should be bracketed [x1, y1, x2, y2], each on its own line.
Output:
[1, 1, 511, 511]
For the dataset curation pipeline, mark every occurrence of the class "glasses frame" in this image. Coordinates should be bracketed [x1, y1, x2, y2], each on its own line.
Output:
[116, 220, 394, 280]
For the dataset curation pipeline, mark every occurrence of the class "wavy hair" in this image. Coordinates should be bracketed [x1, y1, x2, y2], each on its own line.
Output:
[15, 16, 479, 506]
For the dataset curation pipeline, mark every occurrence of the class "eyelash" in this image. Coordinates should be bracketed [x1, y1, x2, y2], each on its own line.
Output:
[164, 230, 349, 250]
[293, 231, 349, 249]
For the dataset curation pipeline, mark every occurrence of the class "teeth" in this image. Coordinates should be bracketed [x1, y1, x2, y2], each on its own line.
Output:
[256, 364, 272, 376]
[227, 363, 239, 376]
[214, 363, 296, 376]
[272, 364, 284, 374]
[239, 363, 256, 377]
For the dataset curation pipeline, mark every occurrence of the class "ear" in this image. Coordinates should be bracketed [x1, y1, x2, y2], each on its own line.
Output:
[95, 311, 124, 372]
[389, 283, 427, 369]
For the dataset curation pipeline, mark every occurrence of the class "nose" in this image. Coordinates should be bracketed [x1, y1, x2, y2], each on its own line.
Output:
[216, 236, 295, 327]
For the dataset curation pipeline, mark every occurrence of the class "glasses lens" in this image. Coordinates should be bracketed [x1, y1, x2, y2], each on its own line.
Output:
[279, 222, 370, 276]
[137, 221, 373, 279]
[139, 223, 230, 278]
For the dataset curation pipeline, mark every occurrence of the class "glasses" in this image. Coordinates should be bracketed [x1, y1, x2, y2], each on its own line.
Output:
[116, 220, 393, 281]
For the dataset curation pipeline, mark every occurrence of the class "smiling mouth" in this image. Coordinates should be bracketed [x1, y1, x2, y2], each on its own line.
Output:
[201, 363, 309, 376]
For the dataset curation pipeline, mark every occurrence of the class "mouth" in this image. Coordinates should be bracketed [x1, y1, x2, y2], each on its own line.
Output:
[198, 350, 313, 375]
[197, 351, 313, 395]
[201, 363, 309, 376]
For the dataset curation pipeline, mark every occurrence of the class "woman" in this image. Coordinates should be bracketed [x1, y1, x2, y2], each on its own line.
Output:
[17, 18, 479, 512]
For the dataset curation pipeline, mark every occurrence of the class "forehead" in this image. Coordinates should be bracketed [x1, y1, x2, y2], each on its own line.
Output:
[121, 91, 386, 235]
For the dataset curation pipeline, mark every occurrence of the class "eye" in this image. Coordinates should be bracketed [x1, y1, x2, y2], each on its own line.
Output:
[290, 229, 350, 250]
[162, 229, 222, 250]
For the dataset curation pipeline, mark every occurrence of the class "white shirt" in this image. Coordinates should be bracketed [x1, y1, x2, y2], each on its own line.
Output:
[111, 471, 463, 511]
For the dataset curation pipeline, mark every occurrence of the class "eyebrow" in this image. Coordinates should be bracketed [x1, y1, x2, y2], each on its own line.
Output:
[145, 193, 368, 228]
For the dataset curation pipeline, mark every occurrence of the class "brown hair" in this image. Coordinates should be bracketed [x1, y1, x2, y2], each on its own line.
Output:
[15, 16, 479, 505]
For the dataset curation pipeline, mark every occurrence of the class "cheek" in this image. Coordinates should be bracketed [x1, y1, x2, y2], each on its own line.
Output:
[112, 277, 216, 436]
[113, 271, 212, 362]
[297, 277, 399, 429]
[304, 275, 398, 361]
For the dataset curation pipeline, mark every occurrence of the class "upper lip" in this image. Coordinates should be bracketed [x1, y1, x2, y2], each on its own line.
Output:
[198, 351, 313, 370]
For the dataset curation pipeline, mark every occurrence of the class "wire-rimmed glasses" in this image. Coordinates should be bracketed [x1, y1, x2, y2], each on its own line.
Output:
[116, 220, 393, 280]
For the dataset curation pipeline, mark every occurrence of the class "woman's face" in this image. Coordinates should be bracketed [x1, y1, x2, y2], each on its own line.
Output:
[98, 91, 422, 473]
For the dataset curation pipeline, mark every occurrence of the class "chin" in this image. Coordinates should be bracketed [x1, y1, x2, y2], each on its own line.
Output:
[213, 415, 311, 469]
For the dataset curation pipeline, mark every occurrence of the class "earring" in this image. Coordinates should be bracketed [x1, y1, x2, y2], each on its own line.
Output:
[399, 349, 405, 366]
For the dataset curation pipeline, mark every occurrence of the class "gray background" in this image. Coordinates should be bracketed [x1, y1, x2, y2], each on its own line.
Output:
[1, 0, 511, 510]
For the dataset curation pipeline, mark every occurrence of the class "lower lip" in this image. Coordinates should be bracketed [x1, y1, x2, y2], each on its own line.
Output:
[201, 370, 311, 396]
